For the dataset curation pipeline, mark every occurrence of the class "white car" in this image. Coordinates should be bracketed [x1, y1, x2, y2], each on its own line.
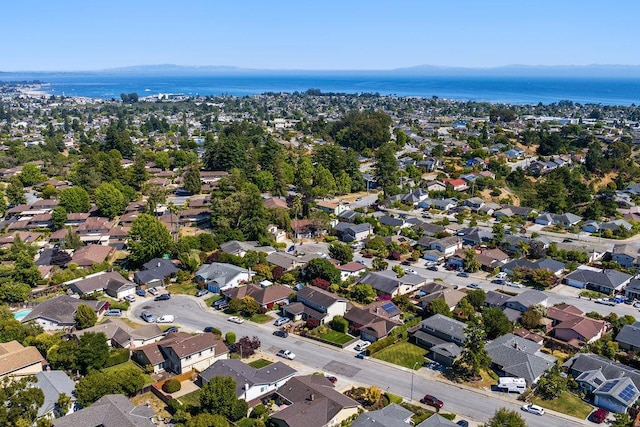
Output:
[467, 283, 483, 289]
[521, 404, 544, 416]
[496, 272, 507, 279]
[507, 281, 524, 288]
[124, 295, 136, 302]
[147, 287, 159, 296]
[228, 316, 245, 324]
[355, 341, 371, 351]
[404, 268, 416, 274]
[277, 349, 296, 360]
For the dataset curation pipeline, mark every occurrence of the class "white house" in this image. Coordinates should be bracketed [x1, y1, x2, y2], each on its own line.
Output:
[195, 263, 252, 293]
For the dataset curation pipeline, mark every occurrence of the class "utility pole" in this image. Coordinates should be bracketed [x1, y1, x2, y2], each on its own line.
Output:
[410, 361, 419, 401]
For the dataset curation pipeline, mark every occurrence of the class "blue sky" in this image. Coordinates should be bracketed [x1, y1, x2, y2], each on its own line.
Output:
[3, 0, 638, 71]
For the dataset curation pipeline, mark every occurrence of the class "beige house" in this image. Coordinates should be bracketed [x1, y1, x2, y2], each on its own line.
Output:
[0, 341, 45, 379]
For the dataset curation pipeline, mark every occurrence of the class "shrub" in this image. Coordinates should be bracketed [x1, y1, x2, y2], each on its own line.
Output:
[209, 327, 222, 337]
[167, 398, 183, 414]
[162, 379, 181, 393]
[330, 316, 349, 334]
[226, 332, 236, 344]
[250, 403, 267, 418]
[104, 348, 130, 367]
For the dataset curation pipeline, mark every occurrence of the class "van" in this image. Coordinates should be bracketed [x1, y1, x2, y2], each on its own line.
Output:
[156, 315, 175, 323]
[355, 341, 371, 351]
[497, 377, 527, 394]
[104, 309, 122, 317]
[274, 317, 290, 326]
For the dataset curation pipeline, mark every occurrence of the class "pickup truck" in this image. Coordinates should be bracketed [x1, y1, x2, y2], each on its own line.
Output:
[595, 298, 615, 306]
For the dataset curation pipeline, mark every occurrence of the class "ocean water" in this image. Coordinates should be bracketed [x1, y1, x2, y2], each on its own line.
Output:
[1, 72, 639, 106]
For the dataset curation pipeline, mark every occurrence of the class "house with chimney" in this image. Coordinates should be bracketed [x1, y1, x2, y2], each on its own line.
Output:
[547, 303, 608, 348]
[412, 314, 466, 367]
[133, 258, 178, 288]
[343, 300, 402, 342]
[282, 286, 350, 327]
[485, 333, 555, 386]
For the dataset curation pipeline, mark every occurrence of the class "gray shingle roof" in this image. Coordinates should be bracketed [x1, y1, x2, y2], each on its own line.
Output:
[52, 394, 154, 427]
[23, 295, 106, 326]
[359, 270, 426, 295]
[565, 269, 632, 289]
[420, 314, 467, 342]
[566, 353, 640, 389]
[352, 403, 413, 427]
[199, 359, 296, 397]
[616, 322, 640, 348]
[416, 414, 458, 427]
[486, 333, 555, 384]
[35, 371, 75, 418]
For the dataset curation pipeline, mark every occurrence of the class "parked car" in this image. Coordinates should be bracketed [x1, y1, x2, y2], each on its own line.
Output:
[496, 272, 507, 279]
[355, 352, 368, 359]
[136, 289, 146, 297]
[521, 404, 544, 416]
[147, 287, 159, 295]
[274, 317, 290, 327]
[401, 260, 412, 266]
[591, 408, 609, 424]
[355, 341, 371, 352]
[124, 295, 136, 302]
[155, 293, 171, 301]
[634, 301, 640, 308]
[276, 349, 296, 360]
[164, 326, 178, 334]
[421, 394, 443, 409]
[456, 421, 469, 427]
[228, 316, 245, 324]
[213, 299, 229, 310]
[491, 279, 504, 284]
[195, 289, 209, 297]
[507, 281, 524, 288]
[427, 266, 439, 271]
[325, 375, 338, 384]
[273, 330, 288, 338]
[141, 311, 155, 323]
[456, 272, 469, 277]
[204, 326, 218, 333]
[363, 253, 374, 259]
[595, 298, 615, 306]
[404, 268, 416, 274]
[467, 283, 483, 289]
[104, 309, 122, 317]
[156, 315, 175, 323]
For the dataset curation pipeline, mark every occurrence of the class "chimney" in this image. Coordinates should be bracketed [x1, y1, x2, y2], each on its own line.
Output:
[157, 262, 161, 268]
[310, 394, 315, 401]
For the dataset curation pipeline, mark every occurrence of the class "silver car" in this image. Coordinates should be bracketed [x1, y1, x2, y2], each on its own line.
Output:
[141, 311, 155, 323]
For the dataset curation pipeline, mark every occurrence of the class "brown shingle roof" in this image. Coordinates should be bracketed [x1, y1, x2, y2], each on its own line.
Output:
[0, 341, 45, 376]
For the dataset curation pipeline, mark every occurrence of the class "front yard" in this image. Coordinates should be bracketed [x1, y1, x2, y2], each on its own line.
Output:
[372, 342, 427, 369]
[319, 330, 354, 345]
[531, 391, 593, 419]
[102, 360, 154, 386]
[248, 358, 273, 369]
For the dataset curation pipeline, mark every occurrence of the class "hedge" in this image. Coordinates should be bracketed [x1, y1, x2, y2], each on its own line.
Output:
[163, 379, 181, 393]
[367, 316, 421, 355]
[226, 332, 236, 344]
[104, 348, 130, 367]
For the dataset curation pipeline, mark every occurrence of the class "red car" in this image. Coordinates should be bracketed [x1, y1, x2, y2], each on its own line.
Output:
[591, 408, 609, 424]
[362, 253, 374, 258]
[325, 375, 337, 384]
[421, 394, 443, 410]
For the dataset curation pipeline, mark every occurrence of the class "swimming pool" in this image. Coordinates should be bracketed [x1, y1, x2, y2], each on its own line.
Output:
[13, 309, 32, 321]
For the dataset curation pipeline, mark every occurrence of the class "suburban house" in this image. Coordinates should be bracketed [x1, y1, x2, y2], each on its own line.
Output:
[417, 414, 458, 427]
[443, 178, 468, 191]
[485, 333, 555, 386]
[611, 244, 640, 269]
[282, 286, 350, 327]
[65, 271, 136, 299]
[316, 201, 349, 216]
[73, 318, 164, 349]
[22, 296, 107, 330]
[343, 300, 402, 342]
[133, 258, 178, 288]
[564, 268, 633, 293]
[484, 290, 511, 308]
[351, 403, 413, 427]
[52, 394, 155, 427]
[271, 375, 360, 427]
[266, 251, 322, 271]
[70, 244, 113, 267]
[0, 340, 45, 379]
[505, 290, 548, 313]
[77, 217, 112, 245]
[358, 270, 428, 297]
[223, 283, 292, 310]
[412, 314, 467, 367]
[534, 212, 582, 227]
[624, 279, 640, 301]
[198, 359, 296, 404]
[336, 261, 367, 281]
[220, 240, 276, 257]
[418, 284, 466, 311]
[132, 331, 228, 374]
[501, 258, 565, 276]
[593, 377, 640, 414]
[419, 236, 462, 262]
[336, 223, 373, 243]
[34, 371, 76, 420]
[195, 262, 252, 293]
[546, 303, 608, 348]
[616, 321, 640, 352]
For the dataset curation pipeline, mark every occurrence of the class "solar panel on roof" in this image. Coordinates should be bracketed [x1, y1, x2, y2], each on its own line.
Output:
[619, 384, 637, 402]
[598, 379, 619, 393]
[382, 302, 395, 313]
[594, 378, 603, 385]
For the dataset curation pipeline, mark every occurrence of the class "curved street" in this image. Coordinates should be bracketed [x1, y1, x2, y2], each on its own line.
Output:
[128, 295, 587, 426]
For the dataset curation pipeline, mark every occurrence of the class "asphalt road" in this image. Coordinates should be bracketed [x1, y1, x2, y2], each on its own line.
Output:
[129, 296, 587, 426]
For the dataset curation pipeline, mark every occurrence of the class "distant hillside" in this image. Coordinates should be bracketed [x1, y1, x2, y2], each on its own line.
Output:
[391, 64, 640, 77]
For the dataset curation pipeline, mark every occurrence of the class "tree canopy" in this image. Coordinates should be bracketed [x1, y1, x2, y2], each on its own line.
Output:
[127, 213, 173, 265]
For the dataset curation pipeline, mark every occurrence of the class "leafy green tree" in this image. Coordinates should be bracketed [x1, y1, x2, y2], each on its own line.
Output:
[0, 281, 31, 303]
[371, 258, 388, 271]
[0, 376, 44, 426]
[304, 258, 341, 284]
[295, 156, 314, 199]
[374, 142, 400, 197]
[77, 332, 109, 373]
[6, 176, 26, 205]
[392, 265, 405, 277]
[75, 366, 145, 407]
[186, 413, 230, 427]
[74, 304, 97, 330]
[329, 243, 353, 264]
[483, 408, 526, 427]
[200, 376, 248, 421]
[521, 306, 543, 329]
[612, 413, 632, 427]
[492, 223, 505, 245]
[0, 189, 7, 217]
[51, 206, 67, 230]
[64, 229, 82, 250]
[332, 110, 392, 151]
[47, 340, 79, 371]
[311, 165, 337, 198]
[482, 307, 512, 339]
[56, 392, 73, 416]
[128, 214, 173, 265]
[59, 187, 90, 213]
[454, 316, 489, 380]
[19, 163, 43, 186]
[350, 284, 377, 304]
[463, 249, 480, 273]
[466, 289, 486, 311]
[425, 298, 451, 318]
[537, 364, 567, 400]
[330, 315, 349, 333]
[94, 182, 126, 219]
[155, 151, 171, 170]
[128, 155, 148, 191]
[183, 162, 202, 195]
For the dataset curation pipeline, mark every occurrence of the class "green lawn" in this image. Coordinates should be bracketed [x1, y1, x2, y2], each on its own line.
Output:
[102, 360, 154, 386]
[179, 389, 201, 407]
[320, 330, 353, 345]
[373, 341, 427, 369]
[248, 313, 272, 324]
[249, 358, 273, 369]
[167, 282, 199, 296]
[532, 391, 593, 419]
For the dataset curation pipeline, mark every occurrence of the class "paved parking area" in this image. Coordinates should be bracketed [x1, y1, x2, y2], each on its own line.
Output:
[323, 360, 361, 378]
